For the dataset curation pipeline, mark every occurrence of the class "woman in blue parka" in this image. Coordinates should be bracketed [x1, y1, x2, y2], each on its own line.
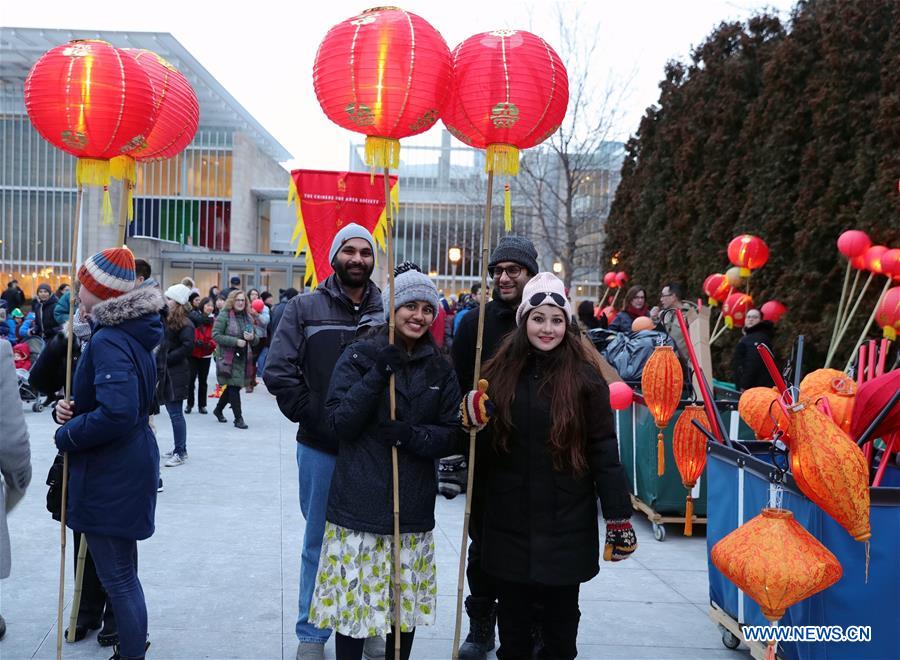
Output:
[54, 247, 163, 660]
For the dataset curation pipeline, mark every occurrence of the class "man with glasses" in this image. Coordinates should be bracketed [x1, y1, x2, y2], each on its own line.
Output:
[450, 235, 539, 660]
[651, 282, 697, 365]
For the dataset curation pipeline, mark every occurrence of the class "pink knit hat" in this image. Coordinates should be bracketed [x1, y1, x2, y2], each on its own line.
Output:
[515, 272, 573, 326]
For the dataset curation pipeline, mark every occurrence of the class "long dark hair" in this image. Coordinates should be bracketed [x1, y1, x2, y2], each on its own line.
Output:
[483, 315, 599, 476]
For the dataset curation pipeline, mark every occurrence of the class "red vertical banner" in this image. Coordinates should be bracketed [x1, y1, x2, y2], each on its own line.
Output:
[288, 169, 398, 289]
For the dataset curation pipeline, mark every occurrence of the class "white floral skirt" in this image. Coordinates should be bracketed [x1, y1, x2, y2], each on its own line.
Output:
[309, 522, 437, 638]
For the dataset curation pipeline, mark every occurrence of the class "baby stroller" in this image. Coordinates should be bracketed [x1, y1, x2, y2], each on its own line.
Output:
[16, 335, 46, 412]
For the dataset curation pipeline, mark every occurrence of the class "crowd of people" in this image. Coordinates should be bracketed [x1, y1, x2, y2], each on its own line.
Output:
[0, 227, 778, 660]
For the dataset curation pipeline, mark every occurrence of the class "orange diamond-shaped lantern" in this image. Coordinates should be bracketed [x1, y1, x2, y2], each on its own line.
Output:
[738, 387, 790, 441]
[672, 404, 709, 536]
[641, 345, 683, 476]
[799, 368, 856, 435]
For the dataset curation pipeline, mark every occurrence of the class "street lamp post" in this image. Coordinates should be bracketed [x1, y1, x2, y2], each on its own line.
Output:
[449, 246, 462, 296]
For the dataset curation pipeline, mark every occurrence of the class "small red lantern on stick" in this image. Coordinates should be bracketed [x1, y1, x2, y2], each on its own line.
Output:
[723, 292, 753, 329]
[727, 234, 769, 277]
[760, 300, 787, 323]
[641, 346, 683, 476]
[703, 273, 731, 306]
[672, 404, 709, 535]
[875, 286, 900, 340]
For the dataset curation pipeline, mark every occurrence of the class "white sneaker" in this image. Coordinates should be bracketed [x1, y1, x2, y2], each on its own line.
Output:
[164, 453, 187, 467]
[162, 449, 176, 458]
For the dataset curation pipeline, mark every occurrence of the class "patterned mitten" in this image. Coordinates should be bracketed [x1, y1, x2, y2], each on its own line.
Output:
[603, 519, 637, 562]
[460, 379, 494, 432]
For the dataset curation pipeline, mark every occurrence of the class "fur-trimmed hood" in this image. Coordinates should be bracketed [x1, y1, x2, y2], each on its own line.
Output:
[90, 287, 165, 351]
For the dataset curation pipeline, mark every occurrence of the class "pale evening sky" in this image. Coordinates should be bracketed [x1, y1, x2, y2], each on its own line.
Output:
[4, 0, 797, 170]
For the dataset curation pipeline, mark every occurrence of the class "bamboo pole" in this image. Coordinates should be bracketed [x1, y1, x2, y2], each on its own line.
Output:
[452, 171, 494, 659]
[117, 179, 130, 247]
[827, 262, 853, 360]
[57, 184, 82, 660]
[826, 271, 872, 368]
[66, 534, 88, 642]
[383, 168, 402, 658]
[842, 279, 891, 373]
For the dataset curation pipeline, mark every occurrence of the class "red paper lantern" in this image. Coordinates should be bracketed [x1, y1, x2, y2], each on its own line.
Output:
[673, 404, 709, 535]
[836, 230, 871, 258]
[879, 248, 900, 280]
[615, 271, 629, 285]
[603, 272, 619, 289]
[601, 305, 617, 324]
[727, 234, 769, 277]
[760, 300, 787, 323]
[864, 245, 888, 274]
[702, 273, 731, 306]
[123, 49, 199, 161]
[723, 292, 754, 329]
[313, 8, 453, 168]
[608, 381, 634, 411]
[24, 39, 157, 213]
[641, 346, 683, 476]
[442, 30, 568, 175]
[875, 286, 900, 340]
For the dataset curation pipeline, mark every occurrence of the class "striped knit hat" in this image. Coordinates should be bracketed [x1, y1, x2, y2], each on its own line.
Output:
[77, 247, 136, 300]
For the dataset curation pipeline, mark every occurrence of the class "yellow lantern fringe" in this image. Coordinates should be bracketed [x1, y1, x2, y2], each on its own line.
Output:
[76, 158, 114, 224]
[657, 430, 665, 476]
[503, 182, 512, 232]
[364, 136, 401, 170]
[110, 156, 137, 221]
[684, 495, 694, 536]
[740, 267, 752, 277]
[287, 176, 398, 291]
[485, 144, 520, 176]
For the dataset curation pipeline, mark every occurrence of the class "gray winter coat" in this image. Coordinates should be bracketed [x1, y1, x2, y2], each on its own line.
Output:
[0, 340, 32, 578]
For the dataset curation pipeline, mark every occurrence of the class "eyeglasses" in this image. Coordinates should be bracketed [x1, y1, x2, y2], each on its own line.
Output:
[529, 291, 566, 307]
[490, 264, 523, 278]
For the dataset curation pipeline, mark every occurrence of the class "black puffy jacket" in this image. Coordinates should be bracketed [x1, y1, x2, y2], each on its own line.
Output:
[324, 328, 463, 535]
[733, 321, 777, 390]
[164, 321, 194, 402]
[479, 353, 632, 586]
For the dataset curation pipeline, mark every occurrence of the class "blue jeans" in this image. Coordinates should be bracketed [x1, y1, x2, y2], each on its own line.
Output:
[84, 534, 146, 658]
[165, 400, 187, 455]
[256, 346, 269, 379]
[296, 443, 336, 643]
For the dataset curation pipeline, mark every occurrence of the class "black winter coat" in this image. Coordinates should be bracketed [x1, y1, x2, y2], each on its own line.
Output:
[325, 329, 463, 534]
[479, 353, 632, 586]
[451, 292, 517, 392]
[164, 321, 194, 402]
[29, 326, 83, 396]
[264, 275, 383, 454]
[733, 321, 776, 391]
[33, 294, 61, 340]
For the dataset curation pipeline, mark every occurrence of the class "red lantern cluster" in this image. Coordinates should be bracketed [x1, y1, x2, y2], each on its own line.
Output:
[727, 234, 769, 277]
[760, 300, 787, 323]
[615, 271, 629, 286]
[313, 7, 453, 168]
[703, 273, 731, 306]
[442, 29, 568, 175]
[603, 272, 619, 289]
[723, 292, 753, 329]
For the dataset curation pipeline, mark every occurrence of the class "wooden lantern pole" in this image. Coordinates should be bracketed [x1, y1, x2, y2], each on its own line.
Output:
[452, 171, 495, 659]
[56, 183, 82, 659]
[382, 168, 402, 657]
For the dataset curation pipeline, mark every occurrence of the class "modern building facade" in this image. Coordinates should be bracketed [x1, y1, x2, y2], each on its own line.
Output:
[0, 27, 300, 299]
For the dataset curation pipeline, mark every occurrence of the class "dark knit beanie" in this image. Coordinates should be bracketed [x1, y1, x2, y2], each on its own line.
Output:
[488, 236, 539, 275]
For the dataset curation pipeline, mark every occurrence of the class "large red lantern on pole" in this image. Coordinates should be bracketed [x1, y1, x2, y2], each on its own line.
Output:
[442, 29, 568, 230]
[672, 404, 709, 536]
[313, 7, 453, 169]
[24, 40, 158, 221]
[641, 346, 683, 476]
[727, 234, 769, 277]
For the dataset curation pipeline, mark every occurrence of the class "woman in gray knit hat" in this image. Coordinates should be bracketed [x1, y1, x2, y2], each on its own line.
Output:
[310, 263, 463, 660]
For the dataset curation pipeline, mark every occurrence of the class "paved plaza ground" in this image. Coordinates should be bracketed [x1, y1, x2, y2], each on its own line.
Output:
[1, 385, 748, 659]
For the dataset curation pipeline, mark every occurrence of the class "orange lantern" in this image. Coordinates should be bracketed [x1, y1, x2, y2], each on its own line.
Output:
[711, 508, 842, 658]
[672, 404, 709, 535]
[631, 316, 655, 332]
[874, 286, 900, 340]
[723, 292, 753, 329]
[313, 7, 453, 169]
[728, 234, 770, 277]
[799, 369, 856, 434]
[738, 387, 789, 441]
[641, 345, 683, 476]
[787, 402, 871, 542]
[702, 273, 731, 306]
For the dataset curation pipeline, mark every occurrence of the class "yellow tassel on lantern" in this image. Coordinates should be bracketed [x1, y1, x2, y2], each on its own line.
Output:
[364, 136, 400, 170]
[740, 267, 752, 277]
[657, 431, 665, 476]
[685, 496, 694, 536]
[485, 144, 520, 176]
[503, 182, 512, 232]
[76, 158, 114, 224]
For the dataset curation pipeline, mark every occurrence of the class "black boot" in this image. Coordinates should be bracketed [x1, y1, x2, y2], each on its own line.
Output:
[108, 640, 149, 660]
[213, 405, 227, 423]
[97, 604, 118, 647]
[457, 596, 496, 660]
[234, 418, 248, 429]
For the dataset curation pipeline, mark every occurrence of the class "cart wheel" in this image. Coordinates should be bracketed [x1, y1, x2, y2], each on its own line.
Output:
[653, 522, 666, 542]
[721, 629, 740, 650]
[32, 402, 44, 413]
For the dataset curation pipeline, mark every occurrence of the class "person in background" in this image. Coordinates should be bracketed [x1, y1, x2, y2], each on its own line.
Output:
[650, 283, 698, 365]
[208, 285, 220, 302]
[186, 297, 216, 415]
[55, 288, 72, 327]
[1, 280, 25, 312]
[0, 338, 33, 641]
[732, 308, 777, 391]
[188, 292, 201, 311]
[214, 293, 227, 315]
[161, 284, 194, 468]
[12, 342, 30, 371]
[180, 277, 197, 294]
[473, 272, 635, 660]
[261, 291, 274, 310]
[608, 286, 650, 334]
[32, 283, 61, 340]
[226, 276, 241, 294]
[212, 290, 258, 430]
[268, 288, 298, 348]
[7, 309, 25, 341]
[577, 300, 601, 331]
[245, 298, 269, 394]
[247, 288, 261, 304]
[55, 283, 70, 300]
